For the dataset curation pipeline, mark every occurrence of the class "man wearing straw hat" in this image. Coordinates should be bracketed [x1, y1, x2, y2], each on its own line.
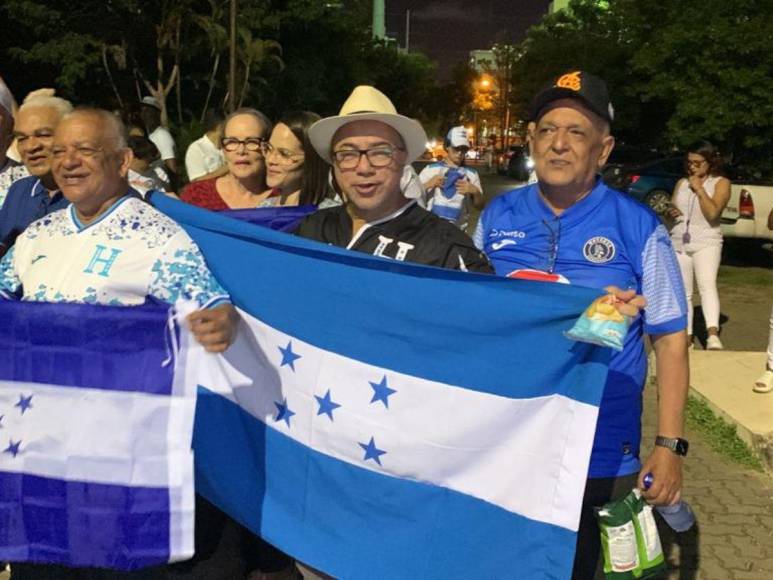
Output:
[297, 85, 491, 273]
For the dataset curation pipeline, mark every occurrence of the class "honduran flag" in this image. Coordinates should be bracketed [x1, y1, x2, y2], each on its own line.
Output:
[0, 300, 196, 570]
[152, 196, 613, 579]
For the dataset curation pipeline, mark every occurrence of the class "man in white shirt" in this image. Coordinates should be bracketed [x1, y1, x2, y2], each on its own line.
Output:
[0, 107, 236, 353]
[418, 126, 483, 231]
[185, 109, 226, 181]
[141, 96, 178, 178]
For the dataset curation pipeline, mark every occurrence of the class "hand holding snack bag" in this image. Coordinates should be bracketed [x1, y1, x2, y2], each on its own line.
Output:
[565, 293, 633, 351]
[596, 488, 667, 579]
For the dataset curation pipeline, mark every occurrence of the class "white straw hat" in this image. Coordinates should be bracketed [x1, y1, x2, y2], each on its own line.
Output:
[309, 86, 428, 164]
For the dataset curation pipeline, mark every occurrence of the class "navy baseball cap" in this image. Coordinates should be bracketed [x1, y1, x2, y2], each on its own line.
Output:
[530, 70, 614, 123]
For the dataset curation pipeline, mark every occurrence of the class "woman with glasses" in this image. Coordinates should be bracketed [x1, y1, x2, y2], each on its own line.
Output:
[261, 111, 331, 207]
[180, 108, 273, 210]
[667, 140, 731, 350]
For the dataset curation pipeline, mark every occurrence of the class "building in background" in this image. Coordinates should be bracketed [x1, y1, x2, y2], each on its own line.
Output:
[469, 50, 494, 73]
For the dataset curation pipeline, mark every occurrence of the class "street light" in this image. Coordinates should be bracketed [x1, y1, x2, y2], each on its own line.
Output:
[473, 75, 495, 148]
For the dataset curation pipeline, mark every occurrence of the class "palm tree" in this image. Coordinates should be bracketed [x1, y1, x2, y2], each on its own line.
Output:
[192, 0, 228, 121]
[236, 28, 283, 108]
[135, 1, 185, 127]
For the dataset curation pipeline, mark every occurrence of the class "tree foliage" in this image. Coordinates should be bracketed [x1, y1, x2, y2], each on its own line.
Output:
[510, 0, 773, 177]
[0, 0, 452, 139]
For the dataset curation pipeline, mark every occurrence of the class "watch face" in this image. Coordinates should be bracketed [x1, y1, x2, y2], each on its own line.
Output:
[676, 439, 689, 456]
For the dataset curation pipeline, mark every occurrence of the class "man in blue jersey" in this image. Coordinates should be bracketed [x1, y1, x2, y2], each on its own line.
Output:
[474, 71, 689, 579]
[0, 92, 73, 255]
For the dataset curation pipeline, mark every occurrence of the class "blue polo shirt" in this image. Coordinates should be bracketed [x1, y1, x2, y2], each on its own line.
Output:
[0, 175, 69, 245]
[474, 180, 687, 478]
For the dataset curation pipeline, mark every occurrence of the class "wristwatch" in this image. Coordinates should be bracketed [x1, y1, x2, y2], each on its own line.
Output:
[655, 436, 689, 456]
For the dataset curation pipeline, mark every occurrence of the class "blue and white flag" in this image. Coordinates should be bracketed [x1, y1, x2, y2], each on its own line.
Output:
[0, 300, 196, 570]
[152, 197, 613, 579]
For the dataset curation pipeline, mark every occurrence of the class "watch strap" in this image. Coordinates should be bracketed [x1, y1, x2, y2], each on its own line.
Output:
[655, 436, 688, 456]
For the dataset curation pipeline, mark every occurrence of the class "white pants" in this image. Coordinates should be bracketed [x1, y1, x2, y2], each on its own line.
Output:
[767, 306, 773, 369]
[675, 244, 722, 335]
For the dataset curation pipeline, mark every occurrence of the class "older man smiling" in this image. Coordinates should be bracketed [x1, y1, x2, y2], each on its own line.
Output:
[0, 92, 72, 254]
[0, 107, 237, 350]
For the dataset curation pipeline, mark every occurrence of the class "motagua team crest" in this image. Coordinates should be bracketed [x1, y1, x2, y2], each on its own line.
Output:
[583, 236, 616, 264]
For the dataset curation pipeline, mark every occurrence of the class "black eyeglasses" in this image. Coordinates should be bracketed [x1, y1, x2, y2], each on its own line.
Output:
[332, 146, 403, 169]
[221, 137, 266, 153]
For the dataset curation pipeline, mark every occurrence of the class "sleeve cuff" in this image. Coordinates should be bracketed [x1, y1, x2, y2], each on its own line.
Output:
[644, 314, 687, 336]
[202, 296, 232, 310]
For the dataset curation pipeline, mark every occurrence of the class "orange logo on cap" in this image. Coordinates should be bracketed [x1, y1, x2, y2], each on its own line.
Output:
[555, 71, 582, 91]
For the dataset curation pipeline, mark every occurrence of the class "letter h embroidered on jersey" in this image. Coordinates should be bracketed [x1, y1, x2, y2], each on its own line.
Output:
[84, 245, 123, 277]
[372, 235, 414, 261]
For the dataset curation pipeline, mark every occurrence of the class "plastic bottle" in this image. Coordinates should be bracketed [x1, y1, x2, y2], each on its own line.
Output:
[642, 472, 696, 532]
[655, 501, 695, 532]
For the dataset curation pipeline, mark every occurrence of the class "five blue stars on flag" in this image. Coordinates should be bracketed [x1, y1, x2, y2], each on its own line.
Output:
[275, 340, 392, 467]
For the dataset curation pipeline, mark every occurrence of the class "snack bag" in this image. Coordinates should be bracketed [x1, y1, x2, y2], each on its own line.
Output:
[596, 493, 640, 578]
[565, 294, 632, 351]
[626, 489, 667, 578]
[596, 490, 667, 579]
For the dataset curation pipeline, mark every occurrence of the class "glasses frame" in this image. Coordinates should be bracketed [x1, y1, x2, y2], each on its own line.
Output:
[261, 141, 305, 165]
[221, 137, 266, 153]
[332, 146, 404, 170]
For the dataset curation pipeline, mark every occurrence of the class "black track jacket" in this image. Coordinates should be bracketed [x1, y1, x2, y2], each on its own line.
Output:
[294, 201, 493, 274]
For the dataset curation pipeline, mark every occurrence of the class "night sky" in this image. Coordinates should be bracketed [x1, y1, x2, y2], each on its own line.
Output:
[385, 0, 552, 79]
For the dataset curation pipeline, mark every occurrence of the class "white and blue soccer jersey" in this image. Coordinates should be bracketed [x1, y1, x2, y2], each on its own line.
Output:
[418, 162, 482, 228]
[0, 195, 229, 308]
[475, 181, 687, 479]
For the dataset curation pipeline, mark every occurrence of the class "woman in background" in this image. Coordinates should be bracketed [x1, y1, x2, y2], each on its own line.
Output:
[668, 140, 731, 350]
[180, 108, 273, 209]
[261, 110, 331, 207]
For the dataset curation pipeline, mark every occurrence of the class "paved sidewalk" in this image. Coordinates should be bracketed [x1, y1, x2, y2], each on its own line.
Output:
[688, 351, 773, 469]
[642, 380, 773, 579]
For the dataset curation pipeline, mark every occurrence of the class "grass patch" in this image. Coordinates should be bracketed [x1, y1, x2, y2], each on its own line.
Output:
[686, 395, 764, 471]
[718, 265, 773, 287]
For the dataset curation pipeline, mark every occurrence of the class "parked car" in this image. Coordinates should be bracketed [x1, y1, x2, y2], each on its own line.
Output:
[602, 157, 682, 214]
[497, 145, 533, 181]
[505, 148, 534, 181]
[497, 145, 523, 174]
[721, 169, 773, 242]
[601, 145, 661, 186]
